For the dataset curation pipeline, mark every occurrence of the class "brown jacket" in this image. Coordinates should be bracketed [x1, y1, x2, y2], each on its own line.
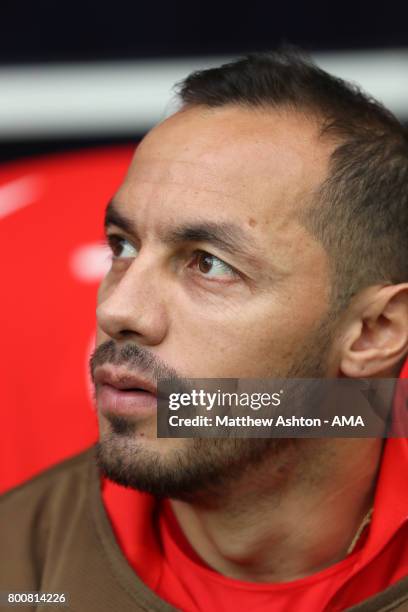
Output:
[1, 446, 408, 612]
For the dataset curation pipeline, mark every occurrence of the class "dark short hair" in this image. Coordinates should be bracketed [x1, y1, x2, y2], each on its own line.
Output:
[176, 49, 408, 308]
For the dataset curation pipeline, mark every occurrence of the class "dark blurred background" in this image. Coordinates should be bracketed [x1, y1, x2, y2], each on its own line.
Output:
[1, 0, 407, 162]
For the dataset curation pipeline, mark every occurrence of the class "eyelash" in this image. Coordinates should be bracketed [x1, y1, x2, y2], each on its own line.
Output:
[104, 233, 240, 281]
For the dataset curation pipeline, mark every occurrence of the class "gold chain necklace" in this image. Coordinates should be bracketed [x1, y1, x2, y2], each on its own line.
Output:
[346, 507, 374, 555]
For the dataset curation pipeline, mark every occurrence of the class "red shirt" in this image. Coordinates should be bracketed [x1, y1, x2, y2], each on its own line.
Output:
[102, 378, 408, 612]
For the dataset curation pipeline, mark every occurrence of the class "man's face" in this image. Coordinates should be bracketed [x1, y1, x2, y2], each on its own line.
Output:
[92, 105, 337, 498]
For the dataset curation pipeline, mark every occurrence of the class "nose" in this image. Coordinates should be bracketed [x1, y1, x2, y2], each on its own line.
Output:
[96, 258, 169, 346]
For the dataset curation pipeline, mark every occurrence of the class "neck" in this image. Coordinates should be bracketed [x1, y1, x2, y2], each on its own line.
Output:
[169, 438, 383, 582]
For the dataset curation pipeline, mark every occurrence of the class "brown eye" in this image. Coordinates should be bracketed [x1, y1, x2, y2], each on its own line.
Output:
[191, 251, 237, 279]
[197, 252, 214, 273]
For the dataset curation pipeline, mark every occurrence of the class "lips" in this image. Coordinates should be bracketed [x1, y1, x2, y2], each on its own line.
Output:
[94, 366, 157, 394]
[94, 366, 158, 417]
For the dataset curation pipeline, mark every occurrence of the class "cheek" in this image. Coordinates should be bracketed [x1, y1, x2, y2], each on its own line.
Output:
[169, 306, 306, 377]
[95, 281, 112, 345]
[97, 274, 115, 303]
[95, 325, 106, 346]
[169, 275, 330, 377]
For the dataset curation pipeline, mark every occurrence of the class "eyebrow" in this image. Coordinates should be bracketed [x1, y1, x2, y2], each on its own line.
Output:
[104, 200, 134, 234]
[104, 199, 260, 262]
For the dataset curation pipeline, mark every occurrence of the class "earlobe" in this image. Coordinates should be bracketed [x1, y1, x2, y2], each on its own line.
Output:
[339, 284, 408, 378]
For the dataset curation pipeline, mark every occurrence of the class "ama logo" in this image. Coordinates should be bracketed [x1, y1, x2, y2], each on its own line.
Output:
[332, 416, 365, 426]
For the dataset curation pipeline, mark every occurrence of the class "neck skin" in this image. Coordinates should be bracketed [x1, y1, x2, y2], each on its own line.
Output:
[169, 438, 384, 583]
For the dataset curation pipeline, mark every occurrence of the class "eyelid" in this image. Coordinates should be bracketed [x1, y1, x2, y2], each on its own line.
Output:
[106, 230, 133, 243]
[106, 229, 131, 241]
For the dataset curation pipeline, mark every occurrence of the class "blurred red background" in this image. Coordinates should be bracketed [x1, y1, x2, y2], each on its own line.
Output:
[0, 147, 133, 493]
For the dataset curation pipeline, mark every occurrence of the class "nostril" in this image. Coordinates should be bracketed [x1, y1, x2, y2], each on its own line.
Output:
[119, 329, 139, 339]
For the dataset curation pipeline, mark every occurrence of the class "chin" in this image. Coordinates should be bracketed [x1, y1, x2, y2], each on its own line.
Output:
[95, 416, 293, 502]
[95, 428, 204, 499]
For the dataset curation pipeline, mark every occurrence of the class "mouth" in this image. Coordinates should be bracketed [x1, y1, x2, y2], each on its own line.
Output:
[94, 365, 157, 393]
[94, 366, 158, 417]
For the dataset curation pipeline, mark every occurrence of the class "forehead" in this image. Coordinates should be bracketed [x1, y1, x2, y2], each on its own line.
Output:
[120, 106, 330, 223]
[115, 107, 332, 278]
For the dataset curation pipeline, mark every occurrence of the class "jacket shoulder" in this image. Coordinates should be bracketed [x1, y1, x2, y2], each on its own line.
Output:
[0, 445, 98, 591]
[0, 445, 96, 509]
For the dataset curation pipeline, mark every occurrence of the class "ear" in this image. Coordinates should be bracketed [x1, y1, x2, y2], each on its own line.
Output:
[340, 284, 408, 377]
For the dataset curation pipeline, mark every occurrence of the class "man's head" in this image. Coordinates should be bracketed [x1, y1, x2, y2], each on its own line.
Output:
[91, 50, 408, 499]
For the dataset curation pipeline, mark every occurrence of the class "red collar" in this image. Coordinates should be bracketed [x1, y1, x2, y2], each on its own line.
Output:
[354, 437, 408, 568]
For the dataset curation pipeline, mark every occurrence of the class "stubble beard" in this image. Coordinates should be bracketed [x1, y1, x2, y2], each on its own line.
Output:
[94, 318, 333, 502]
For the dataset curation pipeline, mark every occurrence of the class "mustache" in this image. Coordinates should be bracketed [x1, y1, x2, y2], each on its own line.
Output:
[89, 340, 181, 384]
